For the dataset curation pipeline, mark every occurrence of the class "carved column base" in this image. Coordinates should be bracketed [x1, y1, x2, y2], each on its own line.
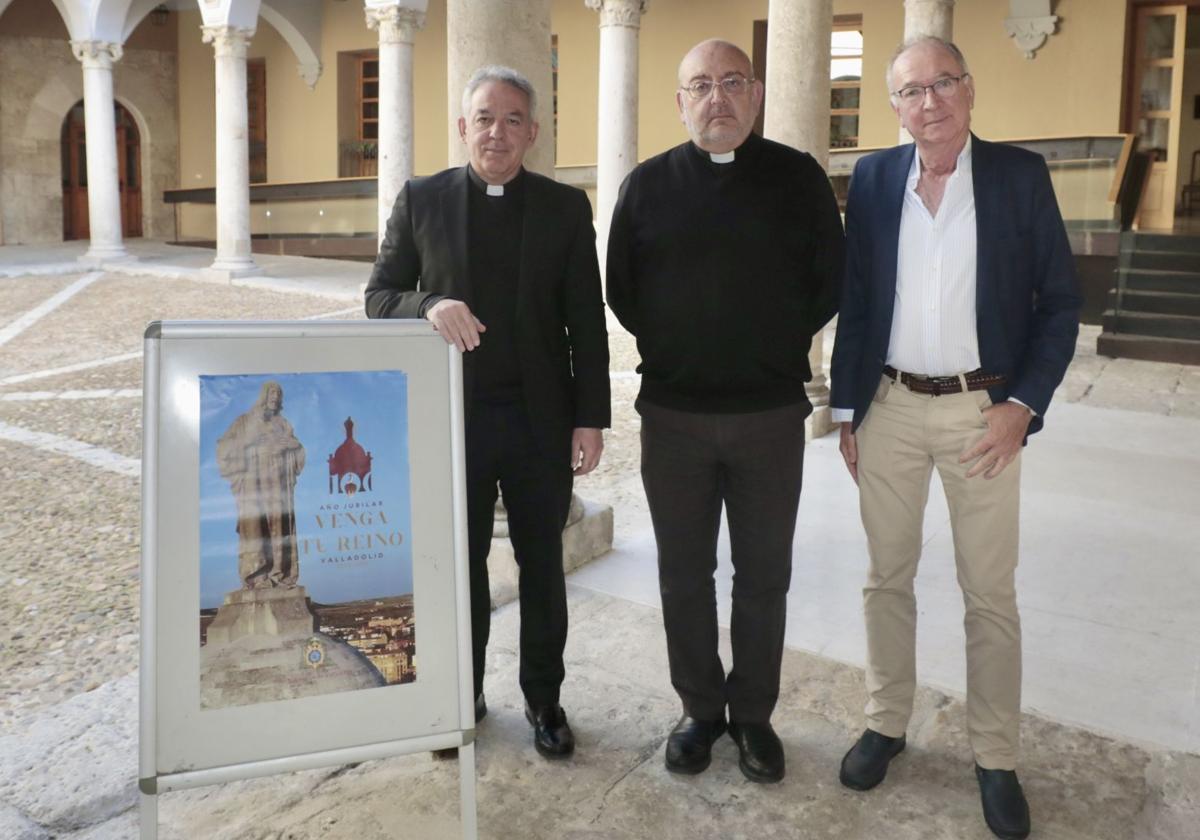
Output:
[488, 494, 614, 609]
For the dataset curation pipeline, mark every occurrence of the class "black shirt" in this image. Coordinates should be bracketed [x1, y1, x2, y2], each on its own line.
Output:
[465, 164, 525, 403]
[606, 132, 845, 414]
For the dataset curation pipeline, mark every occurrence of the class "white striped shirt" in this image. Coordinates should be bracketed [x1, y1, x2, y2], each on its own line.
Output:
[887, 137, 979, 375]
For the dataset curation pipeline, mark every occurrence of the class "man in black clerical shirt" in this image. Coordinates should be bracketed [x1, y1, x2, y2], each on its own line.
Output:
[606, 40, 844, 783]
[365, 65, 610, 759]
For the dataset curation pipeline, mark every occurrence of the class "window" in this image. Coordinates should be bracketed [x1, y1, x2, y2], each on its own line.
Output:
[752, 15, 863, 149]
[359, 55, 379, 141]
[831, 19, 863, 149]
[337, 51, 379, 178]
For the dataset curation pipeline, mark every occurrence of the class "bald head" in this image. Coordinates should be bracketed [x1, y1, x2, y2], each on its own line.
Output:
[678, 39, 754, 86]
[675, 39, 762, 154]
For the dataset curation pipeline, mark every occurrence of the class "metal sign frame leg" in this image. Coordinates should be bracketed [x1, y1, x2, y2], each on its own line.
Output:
[459, 742, 478, 840]
[140, 791, 157, 840]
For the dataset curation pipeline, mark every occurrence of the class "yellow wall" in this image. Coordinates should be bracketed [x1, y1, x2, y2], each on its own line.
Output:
[952, 0, 1126, 145]
[177, 0, 449, 193]
[176, 0, 1130, 200]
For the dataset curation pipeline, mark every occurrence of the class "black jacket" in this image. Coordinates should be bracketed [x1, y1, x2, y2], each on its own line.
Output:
[365, 166, 611, 458]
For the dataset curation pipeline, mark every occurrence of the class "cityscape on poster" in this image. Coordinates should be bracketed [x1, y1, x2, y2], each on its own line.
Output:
[197, 370, 416, 709]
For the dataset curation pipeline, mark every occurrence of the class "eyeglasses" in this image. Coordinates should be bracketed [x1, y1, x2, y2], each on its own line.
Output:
[891, 73, 970, 104]
[680, 75, 755, 100]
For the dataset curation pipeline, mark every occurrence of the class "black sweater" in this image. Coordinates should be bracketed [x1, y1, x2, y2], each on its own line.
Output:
[606, 132, 844, 414]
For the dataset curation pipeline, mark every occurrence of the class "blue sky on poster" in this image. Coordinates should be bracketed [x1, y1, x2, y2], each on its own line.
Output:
[198, 370, 413, 609]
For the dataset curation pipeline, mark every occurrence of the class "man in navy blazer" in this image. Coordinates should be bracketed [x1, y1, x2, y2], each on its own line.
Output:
[829, 37, 1080, 840]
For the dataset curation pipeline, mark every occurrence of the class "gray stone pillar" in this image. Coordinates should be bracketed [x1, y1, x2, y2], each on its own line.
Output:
[366, 4, 425, 244]
[203, 25, 261, 278]
[446, 0, 555, 177]
[763, 0, 834, 437]
[904, 0, 954, 40]
[899, 1, 954, 143]
[71, 40, 131, 263]
[587, 0, 647, 258]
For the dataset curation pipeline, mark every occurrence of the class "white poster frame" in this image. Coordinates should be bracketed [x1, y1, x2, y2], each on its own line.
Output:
[138, 320, 475, 839]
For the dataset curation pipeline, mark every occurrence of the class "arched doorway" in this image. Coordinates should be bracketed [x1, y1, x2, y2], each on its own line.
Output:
[60, 101, 143, 240]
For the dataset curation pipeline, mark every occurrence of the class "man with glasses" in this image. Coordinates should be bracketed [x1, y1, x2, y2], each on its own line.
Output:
[606, 39, 843, 783]
[366, 65, 610, 760]
[829, 37, 1080, 840]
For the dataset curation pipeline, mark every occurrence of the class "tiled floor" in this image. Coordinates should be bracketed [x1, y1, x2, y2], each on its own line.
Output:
[570, 395, 1200, 754]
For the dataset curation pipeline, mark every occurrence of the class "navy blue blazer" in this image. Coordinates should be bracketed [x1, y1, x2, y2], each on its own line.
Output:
[829, 135, 1082, 437]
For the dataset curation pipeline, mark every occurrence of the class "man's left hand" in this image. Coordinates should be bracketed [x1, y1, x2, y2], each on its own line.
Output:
[570, 428, 604, 475]
[960, 402, 1032, 479]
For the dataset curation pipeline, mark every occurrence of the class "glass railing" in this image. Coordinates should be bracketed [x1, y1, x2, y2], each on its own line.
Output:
[165, 178, 378, 250]
[828, 134, 1134, 233]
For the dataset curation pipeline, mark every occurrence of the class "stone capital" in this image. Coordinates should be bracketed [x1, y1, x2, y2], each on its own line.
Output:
[586, 0, 648, 29]
[70, 40, 123, 70]
[366, 6, 426, 45]
[904, 0, 955, 10]
[201, 25, 255, 59]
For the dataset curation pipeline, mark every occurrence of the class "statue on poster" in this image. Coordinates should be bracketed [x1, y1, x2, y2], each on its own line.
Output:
[216, 380, 307, 589]
[198, 370, 417, 709]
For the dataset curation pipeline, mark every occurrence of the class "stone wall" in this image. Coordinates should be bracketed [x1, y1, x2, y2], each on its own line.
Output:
[0, 36, 178, 245]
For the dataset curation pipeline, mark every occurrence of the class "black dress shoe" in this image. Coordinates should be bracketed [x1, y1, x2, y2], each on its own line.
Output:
[976, 764, 1031, 840]
[839, 729, 906, 791]
[728, 721, 785, 783]
[525, 702, 575, 759]
[664, 714, 727, 774]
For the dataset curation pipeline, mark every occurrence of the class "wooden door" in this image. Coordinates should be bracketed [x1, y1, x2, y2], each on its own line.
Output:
[1131, 5, 1187, 230]
[61, 101, 143, 240]
[247, 59, 267, 184]
[61, 104, 89, 240]
[117, 106, 142, 237]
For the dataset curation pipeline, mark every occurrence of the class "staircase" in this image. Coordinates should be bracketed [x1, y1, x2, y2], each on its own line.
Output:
[1098, 231, 1200, 364]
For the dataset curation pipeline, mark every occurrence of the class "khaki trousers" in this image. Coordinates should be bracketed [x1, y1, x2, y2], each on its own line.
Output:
[855, 375, 1022, 770]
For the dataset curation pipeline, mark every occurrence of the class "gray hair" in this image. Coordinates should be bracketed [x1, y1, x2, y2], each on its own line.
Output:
[461, 65, 537, 121]
[885, 36, 970, 93]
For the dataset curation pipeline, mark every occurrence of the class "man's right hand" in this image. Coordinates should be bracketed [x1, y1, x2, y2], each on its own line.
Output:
[839, 422, 859, 485]
[426, 299, 486, 352]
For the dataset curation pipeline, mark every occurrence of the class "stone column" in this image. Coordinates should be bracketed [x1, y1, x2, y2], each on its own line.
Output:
[366, 5, 425, 244]
[446, 0, 555, 177]
[586, 0, 647, 258]
[904, 0, 954, 40]
[202, 25, 261, 278]
[900, 1, 954, 143]
[71, 41, 131, 263]
[763, 0, 835, 437]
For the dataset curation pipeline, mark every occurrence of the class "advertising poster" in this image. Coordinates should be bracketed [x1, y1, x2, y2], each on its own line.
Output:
[197, 370, 414, 709]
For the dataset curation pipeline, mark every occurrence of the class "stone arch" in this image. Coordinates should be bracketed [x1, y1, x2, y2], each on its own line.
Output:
[259, 1, 323, 88]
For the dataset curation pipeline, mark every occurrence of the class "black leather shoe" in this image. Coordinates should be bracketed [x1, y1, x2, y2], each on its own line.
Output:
[664, 714, 727, 774]
[525, 702, 575, 759]
[976, 764, 1031, 840]
[474, 693, 487, 723]
[839, 729, 906, 790]
[728, 721, 785, 783]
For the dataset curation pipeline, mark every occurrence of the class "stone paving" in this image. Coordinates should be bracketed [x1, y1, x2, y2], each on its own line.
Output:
[0, 257, 1198, 838]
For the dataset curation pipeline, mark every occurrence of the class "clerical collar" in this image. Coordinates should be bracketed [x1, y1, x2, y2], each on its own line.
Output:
[690, 132, 760, 168]
[467, 164, 524, 197]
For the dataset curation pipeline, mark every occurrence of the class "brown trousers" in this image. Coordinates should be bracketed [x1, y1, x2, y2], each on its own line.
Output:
[855, 375, 1022, 770]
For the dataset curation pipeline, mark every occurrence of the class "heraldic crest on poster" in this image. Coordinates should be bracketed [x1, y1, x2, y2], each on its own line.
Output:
[197, 370, 415, 710]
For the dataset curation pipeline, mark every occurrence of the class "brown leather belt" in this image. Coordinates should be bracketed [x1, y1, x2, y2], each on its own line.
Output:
[883, 365, 1006, 397]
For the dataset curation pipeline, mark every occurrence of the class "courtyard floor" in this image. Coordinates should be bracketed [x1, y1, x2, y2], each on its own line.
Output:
[0, 243, 1197, 839]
